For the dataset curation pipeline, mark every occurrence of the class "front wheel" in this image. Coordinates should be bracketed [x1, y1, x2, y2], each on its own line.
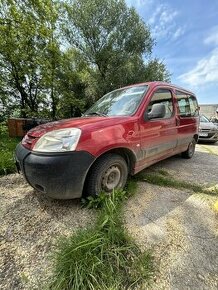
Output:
[85, 153, 128, 197]
[181, 138, 196, 159]
[209, 140, 217, 144]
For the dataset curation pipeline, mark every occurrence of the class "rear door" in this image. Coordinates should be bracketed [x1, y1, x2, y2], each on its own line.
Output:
[139, 87, 177, 167]
[175, 91, 199, 150]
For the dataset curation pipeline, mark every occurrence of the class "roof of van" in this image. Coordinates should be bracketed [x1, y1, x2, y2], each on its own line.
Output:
[123, 81, 195, 96]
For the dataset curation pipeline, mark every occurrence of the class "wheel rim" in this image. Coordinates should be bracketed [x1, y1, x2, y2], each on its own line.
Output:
[188, 141, 195, 156]
[101, 165, 121, 192]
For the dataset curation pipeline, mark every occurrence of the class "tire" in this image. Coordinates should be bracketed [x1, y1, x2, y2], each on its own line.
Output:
[181, 138, 196, 159]
[85, 153, 128, 197]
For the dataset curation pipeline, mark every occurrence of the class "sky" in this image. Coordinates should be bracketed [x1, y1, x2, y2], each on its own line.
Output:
[126, 0, 218, 104]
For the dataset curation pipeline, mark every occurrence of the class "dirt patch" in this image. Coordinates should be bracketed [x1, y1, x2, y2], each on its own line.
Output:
[124, 183, 218, 289]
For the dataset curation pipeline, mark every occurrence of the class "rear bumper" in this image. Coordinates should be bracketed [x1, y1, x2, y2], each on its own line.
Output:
[15, 143, 95, 199]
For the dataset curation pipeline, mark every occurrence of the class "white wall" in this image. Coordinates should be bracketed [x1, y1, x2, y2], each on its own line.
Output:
[199, 104, 218, 119]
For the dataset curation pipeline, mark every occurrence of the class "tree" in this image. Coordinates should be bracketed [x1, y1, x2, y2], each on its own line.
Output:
[56, 49, 90, 118]
[0, 0, 170, 120]
[0, 0, 62, 118]
[144, 58, 171, 82]
[65, 0, 154, 97]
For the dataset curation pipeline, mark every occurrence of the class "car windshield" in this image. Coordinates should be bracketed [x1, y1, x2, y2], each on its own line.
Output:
[84, 85, 148, 117]
[200, 115, 210, 123]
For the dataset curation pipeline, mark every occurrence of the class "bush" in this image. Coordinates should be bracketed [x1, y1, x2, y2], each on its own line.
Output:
[0, 123, 20, 175]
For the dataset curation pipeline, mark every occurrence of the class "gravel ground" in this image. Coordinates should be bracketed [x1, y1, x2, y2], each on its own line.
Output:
[125, 143, 218, 290]
[0, 175, 95, 290]
[143, 143, 218, 186]
[0, 143, 217, 289]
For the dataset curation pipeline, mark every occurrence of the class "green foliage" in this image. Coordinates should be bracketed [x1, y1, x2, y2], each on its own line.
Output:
[82, 179, 138, 209]
[82, 189, 127, 209]
[65, 0, 169, 96]
[144, 58, 171, 82]
[0, 0, 62, 117]
[49, 190, 153, 290]
[56, 49, 89, 118]
[0, 123, 20, 175]
[0, 0, 170, 120]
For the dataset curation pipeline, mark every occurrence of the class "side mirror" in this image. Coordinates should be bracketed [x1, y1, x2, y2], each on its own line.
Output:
[147, 103, 166, 120]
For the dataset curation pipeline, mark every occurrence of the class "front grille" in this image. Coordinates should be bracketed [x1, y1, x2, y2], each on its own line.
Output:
[200, 133, 217, 138]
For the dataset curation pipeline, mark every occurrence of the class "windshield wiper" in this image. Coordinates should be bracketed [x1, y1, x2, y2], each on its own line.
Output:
[84, 112, 107, 117]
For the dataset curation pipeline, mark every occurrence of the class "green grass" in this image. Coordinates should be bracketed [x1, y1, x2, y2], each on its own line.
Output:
[49, 188, 153, 290]
[134, 170, 218, 196]
[0, 124, 20, 175]
[48, 166, 217, 289]
[201, 145, 218, 156]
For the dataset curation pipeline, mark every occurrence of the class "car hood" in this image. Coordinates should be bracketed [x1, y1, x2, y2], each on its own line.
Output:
[26, 116, 132, 138]
[200, 121, 218, 130]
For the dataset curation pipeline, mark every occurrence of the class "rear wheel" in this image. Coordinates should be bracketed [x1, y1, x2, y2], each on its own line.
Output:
[86, 153, 128, 197]
[181, 138, 196, 159]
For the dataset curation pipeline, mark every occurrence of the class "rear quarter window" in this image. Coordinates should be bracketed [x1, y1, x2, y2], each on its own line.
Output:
[189, 96, 199, 116]
[176, 91, 199, 117]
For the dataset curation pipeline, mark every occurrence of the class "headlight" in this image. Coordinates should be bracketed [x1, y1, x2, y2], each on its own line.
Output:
[33, 128, 81, 152]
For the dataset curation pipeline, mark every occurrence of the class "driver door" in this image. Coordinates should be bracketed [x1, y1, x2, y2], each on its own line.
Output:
[139, 88, 177, 166]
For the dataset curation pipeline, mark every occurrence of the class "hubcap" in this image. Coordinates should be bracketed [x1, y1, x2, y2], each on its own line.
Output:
[189, 142, 194, 156]
[101, 165, 121, 192]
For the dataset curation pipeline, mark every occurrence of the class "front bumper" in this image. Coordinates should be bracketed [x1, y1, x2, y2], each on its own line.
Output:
[198, 131, 218, 142]
[15, 143, 95, 199]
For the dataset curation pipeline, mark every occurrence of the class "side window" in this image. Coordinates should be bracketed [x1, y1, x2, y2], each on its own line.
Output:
[176, 91, 199, 117]
[189, 95, 199, 116]
[147, 89, 174, 119]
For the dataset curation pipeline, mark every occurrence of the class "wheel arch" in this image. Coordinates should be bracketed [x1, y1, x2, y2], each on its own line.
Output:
[194, 134, 199, 143]
[82, 147, 137, 196]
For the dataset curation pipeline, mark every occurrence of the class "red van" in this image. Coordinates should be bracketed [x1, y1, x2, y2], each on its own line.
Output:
[15, 82, 199, 199]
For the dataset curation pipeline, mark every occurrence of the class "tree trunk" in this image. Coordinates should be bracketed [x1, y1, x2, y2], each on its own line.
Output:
[20, 95, 26, 118]
[51, 85, 56, 119]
